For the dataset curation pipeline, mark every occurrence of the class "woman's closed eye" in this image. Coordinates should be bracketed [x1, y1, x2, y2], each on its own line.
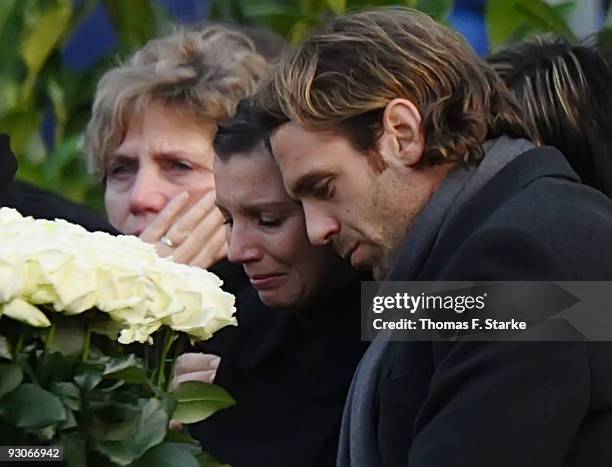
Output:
[258, 215, 284, 228]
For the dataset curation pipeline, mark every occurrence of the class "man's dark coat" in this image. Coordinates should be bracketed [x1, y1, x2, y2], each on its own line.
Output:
[379, 147, 612, 467]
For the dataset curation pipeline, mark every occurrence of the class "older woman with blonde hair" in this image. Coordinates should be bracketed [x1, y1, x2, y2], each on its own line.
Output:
[84, 25, 268, 279]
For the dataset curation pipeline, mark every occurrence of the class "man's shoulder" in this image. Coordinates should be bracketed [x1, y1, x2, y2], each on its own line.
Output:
[424, 148, 612, 280]
[468, 144, 612, 233]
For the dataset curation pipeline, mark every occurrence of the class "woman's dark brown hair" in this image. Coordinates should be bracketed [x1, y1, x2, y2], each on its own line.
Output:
[489, 36, 612, 197]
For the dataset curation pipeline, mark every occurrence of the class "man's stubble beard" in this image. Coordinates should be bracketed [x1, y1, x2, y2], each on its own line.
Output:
[371, 182, 433, 280]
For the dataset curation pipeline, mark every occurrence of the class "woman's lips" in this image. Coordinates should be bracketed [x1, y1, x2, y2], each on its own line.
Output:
[248, 273, 286, 290]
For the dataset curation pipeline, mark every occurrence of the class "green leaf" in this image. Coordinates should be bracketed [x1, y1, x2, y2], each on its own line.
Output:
[599, 27, 612, 49]
[57, 408, 77, 430]
[99, 354, 148, 384]
[0, 383, 66, 429]
[49, 382, 81, 411]
[36, 351, 75, 387]
[94, 398, 169, 466]
[74, 362, 105, 391]
[172, 381, 235, 425]
[61, 431, 87, 467]
[28, 424, 57, 442]
[326, 0, 346, 14]
[132, 443, 201, 467]
[105, 366, 148, 385]
[0, 110, 43, 160]
[198, 451, 231, 467]
[0, 0, 17, 35]
[104, 0, 168, 52]
[47, 78, 67, 143]
[415, 0, 454, 21]
[515, 0, 576, 42]
[164, 429, 200, 445]
[19, 0, 72, 103]
[486, 0, 522, 49]
[101, 354, 142, 375]
[208, 0, 247, 24]
[90, 392, 142, 423]
[289, 18, 316, 45]
[45, 318, 85, 357]
[0, 335, 12, 360]
[0, 363, 23, 397]
[551, 1, 576, 21]
[241, 3, 301, 20]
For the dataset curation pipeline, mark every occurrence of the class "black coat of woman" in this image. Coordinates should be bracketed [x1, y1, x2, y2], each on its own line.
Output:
[191, 274, 369, 467]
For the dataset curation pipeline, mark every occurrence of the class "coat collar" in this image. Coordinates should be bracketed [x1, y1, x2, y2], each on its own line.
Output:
[417, 145, 579, 280]
[388, 144, 578, 282]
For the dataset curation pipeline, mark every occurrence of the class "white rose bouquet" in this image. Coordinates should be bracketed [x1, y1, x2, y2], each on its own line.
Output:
[0, 208, 236, 466]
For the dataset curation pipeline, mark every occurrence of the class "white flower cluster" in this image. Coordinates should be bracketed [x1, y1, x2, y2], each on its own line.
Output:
[0, 208, 236, 344]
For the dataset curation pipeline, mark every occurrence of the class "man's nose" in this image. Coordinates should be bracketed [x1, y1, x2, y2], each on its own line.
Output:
[128, 168, 167, 214]
[227, 226, 263, 264]
[302, 202, 340, 246]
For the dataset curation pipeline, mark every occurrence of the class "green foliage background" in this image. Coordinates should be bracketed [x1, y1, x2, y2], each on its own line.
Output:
[0, 0, 610, 213]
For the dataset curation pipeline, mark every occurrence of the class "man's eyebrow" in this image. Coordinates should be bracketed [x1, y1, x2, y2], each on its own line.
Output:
[291, 171, 332, 196]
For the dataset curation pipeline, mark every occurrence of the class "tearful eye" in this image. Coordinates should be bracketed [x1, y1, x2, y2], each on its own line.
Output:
[107, 161, 137, 180]
[168, 160, 193, 172]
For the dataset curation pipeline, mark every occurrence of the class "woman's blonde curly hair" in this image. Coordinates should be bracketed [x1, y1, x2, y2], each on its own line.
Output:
[84, 25, 268, 180]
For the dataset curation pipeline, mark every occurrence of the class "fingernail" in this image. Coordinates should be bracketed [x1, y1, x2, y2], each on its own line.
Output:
[208, 371, 217, 383]
[210, 355, 221, 369]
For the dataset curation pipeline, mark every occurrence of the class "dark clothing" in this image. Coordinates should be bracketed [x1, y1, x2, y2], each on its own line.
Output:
[0, 134, 116, 233]
[191, 276, 369, 467]
[371, 146, 612, 466]
[208, 259, 249, 298]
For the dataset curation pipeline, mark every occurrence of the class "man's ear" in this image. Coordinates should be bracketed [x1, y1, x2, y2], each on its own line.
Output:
[377, 98, 424, 168]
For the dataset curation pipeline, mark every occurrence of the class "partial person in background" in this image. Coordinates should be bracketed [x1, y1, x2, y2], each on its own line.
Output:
[488, 36, 612, 197]
[172, 100, 369, 467]
[83, 25, 273, 292]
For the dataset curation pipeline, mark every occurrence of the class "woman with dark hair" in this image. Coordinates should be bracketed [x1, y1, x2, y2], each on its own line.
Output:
[173, 100, 369, 467]
[488, 36, 612, 197]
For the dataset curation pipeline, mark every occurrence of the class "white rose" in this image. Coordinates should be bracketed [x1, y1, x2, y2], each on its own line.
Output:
[151, 260, 237, 341]
[0, 208, 236, 344]
[1, 297, 51, 327]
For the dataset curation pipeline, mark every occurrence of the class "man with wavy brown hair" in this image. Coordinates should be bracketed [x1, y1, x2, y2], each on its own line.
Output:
[256, 7, 612, 467]
[260, 7, 527, 281]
